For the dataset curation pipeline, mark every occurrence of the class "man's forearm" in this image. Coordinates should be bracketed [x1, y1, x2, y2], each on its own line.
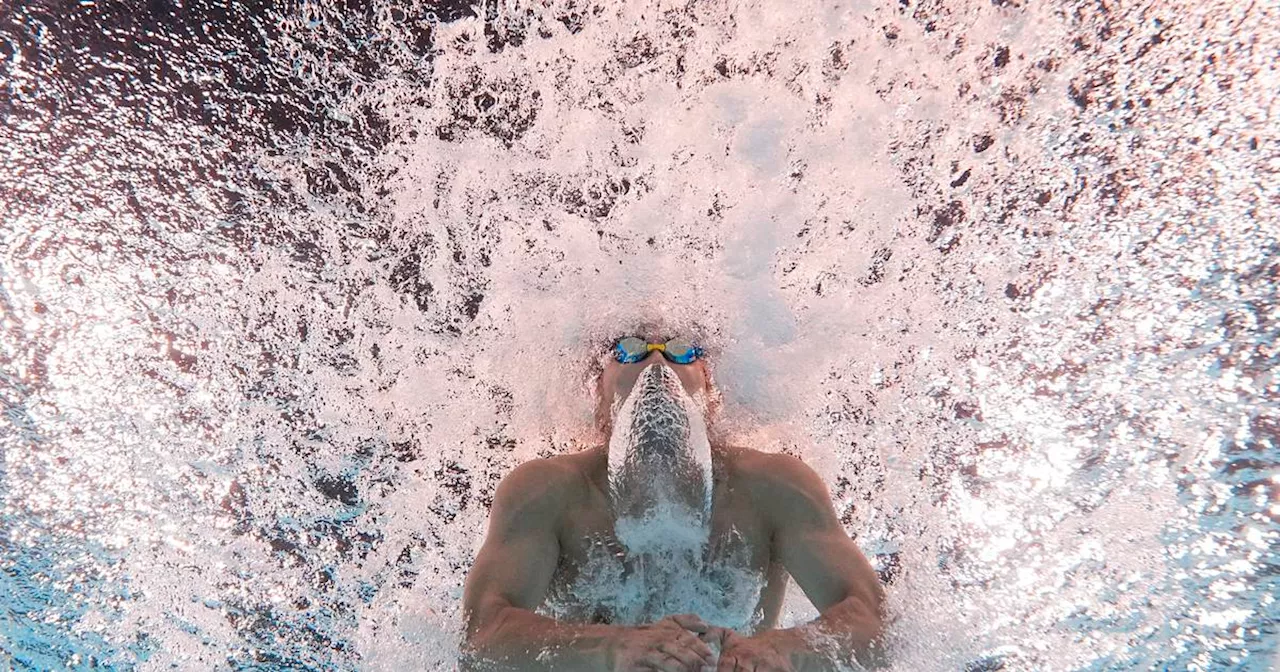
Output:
[464, 605, 620, 672]
[762, 595, 886, 671]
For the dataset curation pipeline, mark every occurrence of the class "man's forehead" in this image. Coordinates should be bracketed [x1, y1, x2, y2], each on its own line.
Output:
[626, 320, 667, 339]
[621, 320, 702, 341]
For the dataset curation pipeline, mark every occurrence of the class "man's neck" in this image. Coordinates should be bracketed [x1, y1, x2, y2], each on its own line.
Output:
[584, 443, 729, 498]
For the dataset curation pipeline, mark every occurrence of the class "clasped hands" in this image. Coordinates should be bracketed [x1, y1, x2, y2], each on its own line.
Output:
[611, 613, 795, 672]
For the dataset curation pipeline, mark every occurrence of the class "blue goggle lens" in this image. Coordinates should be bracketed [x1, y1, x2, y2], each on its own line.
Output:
[614, 337, 649, 363]
[663, 338, 698, 363]
[613, 337, 702, 364]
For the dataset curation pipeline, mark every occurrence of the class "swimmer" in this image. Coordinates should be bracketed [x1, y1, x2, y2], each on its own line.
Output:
[461, 332, 886, 671]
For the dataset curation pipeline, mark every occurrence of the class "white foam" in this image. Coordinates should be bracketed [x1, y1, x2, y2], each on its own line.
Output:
[607, 363, 714, 527]
[2, 0, 1275, 669]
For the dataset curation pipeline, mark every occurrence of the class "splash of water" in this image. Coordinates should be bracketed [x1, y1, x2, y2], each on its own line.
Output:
[607, 363, 714, 527]
[1, 0, 1276, 670]
[540, 504, 766, 636]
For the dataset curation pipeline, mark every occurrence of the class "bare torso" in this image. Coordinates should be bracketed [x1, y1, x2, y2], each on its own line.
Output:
[535, 445, 789, 634]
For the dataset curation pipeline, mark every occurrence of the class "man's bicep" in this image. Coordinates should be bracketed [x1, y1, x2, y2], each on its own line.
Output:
[779, 523, 882, 615]
[766, 456, 883, 614]
[462, 460, 563, 634]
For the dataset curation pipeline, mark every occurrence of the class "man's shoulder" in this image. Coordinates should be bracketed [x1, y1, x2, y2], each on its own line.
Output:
[727, 448, 831, 521]
[727, 447, 821, 488]
[494, 454, 587, 513]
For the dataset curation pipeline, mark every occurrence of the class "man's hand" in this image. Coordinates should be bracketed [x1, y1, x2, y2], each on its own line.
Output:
[715, 629, 795, 672]
[607, 613, 718, 672]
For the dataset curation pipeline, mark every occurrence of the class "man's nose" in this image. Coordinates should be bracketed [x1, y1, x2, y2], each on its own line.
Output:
[640, 349, 667, 367]
[627, 350, 668, 380]
[618, 351, 668, 398]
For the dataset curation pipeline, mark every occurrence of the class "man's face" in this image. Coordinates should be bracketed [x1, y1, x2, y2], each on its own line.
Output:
[603, 345, 715, 533]
[594, 343, 711, 434]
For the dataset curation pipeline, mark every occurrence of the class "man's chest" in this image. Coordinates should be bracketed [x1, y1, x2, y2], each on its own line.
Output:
[542, 477, 777, 629]
[561, 460, 771, 558]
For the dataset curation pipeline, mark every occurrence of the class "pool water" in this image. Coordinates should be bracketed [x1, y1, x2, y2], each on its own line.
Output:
[1, 0, 1276, 669]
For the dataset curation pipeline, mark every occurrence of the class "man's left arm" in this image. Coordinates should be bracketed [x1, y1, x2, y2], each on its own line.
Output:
[727, 453, 887, 671]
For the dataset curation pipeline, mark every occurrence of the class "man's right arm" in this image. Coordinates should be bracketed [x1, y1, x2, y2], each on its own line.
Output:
[461, 458, 614, 671]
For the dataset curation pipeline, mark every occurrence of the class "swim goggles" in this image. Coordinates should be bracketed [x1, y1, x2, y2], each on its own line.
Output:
[613, 337, 704, 365]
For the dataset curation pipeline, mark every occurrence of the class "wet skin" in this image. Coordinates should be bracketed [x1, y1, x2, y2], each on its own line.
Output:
[462, 349, 887, 671]
[542, 442, 789, 630]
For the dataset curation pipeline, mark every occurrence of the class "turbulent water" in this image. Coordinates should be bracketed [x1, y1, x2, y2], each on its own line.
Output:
[2, 0, 1277, 670]
[607, 362, 714, 523]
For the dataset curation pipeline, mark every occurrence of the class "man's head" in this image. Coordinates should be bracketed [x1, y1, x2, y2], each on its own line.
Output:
[594, 346, 713, 435]
[606, 361, 713, 537]
[591, 325, 718, 437]
[591, 330, 720, 531]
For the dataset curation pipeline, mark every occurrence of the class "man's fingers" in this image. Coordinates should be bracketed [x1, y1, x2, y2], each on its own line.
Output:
[700, 626, 730, 647]
[718, 654, 758, 672]
[638, 651, 686, 672]
[676, 630, 715, 662]
[659, 641, 706, 671]
[669, 613, 710, 633]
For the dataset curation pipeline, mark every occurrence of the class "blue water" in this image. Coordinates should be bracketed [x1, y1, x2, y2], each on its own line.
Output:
[2, 0, 1276, 670]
